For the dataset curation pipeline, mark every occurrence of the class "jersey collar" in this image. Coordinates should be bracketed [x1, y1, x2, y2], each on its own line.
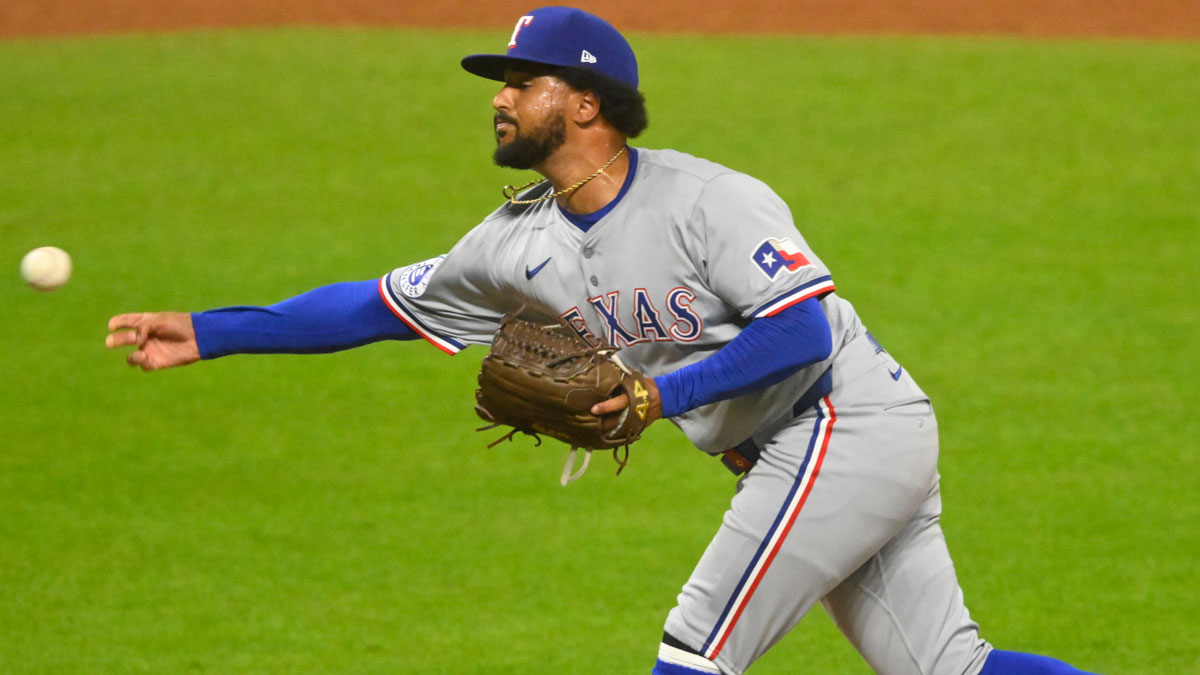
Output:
[557, 147, 639, 233]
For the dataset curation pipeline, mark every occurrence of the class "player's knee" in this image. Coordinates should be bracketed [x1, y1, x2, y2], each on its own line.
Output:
[653, 632, 721, 674]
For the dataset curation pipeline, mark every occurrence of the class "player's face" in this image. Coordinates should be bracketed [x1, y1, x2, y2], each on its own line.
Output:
[492, 69, 571, 170]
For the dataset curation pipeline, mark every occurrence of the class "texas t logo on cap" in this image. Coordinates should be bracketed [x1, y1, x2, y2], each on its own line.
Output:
[508, 15, 534, 47]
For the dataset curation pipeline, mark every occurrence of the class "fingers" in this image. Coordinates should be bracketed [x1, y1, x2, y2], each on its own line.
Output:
[125, 347, 163, 371]
[108, 312, 152, 368]
[591, 394, 629, 416]
[106, 311, 198, 372]
[105, 330, 140, 349]
[106, 312, 149, 350]
[590, 380, 664, 425]
[107, 313, 147, 332]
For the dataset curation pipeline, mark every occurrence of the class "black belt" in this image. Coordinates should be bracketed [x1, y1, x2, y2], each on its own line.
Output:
[720, 369, 833, 476]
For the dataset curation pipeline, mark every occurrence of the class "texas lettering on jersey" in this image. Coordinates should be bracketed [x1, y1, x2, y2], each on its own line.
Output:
[561, 287, 703, 347]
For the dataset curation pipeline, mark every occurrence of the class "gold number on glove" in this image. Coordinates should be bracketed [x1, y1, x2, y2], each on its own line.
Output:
[633, 380, 650, 421]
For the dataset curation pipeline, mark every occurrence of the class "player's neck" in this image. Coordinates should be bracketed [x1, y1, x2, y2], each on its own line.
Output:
[538, 141, 630, 215]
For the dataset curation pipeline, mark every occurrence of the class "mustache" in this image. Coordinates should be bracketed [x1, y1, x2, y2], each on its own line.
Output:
[494, 112, 518, 127]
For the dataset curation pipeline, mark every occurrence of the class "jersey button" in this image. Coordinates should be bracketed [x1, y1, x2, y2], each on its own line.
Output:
[581, 246, 594, 259]
[589, 275, 599, 286]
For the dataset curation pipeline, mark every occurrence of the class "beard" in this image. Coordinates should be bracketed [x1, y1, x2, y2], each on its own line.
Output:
[493, 112, 567, 170]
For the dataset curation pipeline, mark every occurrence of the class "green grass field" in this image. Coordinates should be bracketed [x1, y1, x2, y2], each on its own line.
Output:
[1, 27, 1197, 673]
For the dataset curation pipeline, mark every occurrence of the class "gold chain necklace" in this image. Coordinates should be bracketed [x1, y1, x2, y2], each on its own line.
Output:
[503, 146, 627, 205]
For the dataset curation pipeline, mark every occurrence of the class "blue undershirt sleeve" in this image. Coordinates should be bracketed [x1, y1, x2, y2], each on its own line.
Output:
[191, 279, 416, 359]
[653, 297, 832, 418]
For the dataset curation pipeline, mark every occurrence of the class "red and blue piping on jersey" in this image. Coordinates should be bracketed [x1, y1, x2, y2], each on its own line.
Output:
[700, 396, 835, 662]
[378, 274, 468, 355]
[750, 275, 835, 319]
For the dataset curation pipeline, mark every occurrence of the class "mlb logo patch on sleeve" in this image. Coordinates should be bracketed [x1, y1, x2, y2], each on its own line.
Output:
[398, 255, 446, 297]
[752, 238, 811, 279]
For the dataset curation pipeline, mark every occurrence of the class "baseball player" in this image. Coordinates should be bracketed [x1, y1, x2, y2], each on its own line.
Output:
[106, 7, 1100, 675]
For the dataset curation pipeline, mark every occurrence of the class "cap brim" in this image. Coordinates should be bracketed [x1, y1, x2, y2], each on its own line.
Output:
[462, 54, 569, 82]
[461, 54, 517, 82]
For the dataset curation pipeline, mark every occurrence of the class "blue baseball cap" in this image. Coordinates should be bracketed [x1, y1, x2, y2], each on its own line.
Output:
[461, 6, 638, 89]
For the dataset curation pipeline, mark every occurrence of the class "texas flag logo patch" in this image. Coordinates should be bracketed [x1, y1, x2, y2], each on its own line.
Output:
[752, 238, 812, 279]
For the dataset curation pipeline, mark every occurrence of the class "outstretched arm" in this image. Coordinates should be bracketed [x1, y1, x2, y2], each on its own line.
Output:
[106, 279, 415, 372]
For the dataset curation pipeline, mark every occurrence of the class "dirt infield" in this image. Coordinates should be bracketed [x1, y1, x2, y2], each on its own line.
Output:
[3, 0, 1198, 40]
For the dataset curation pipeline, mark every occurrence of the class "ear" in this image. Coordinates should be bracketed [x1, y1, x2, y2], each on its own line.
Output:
[570, 89, 602, 126]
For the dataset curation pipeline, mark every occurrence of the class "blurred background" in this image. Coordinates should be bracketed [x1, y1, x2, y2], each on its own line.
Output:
[2, 1, 1197, 673]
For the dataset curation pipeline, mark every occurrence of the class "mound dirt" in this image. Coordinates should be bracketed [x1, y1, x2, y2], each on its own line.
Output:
[3, 0, 1197, 40]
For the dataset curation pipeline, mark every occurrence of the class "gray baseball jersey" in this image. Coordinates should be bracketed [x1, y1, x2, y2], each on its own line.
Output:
[382, 147, 991, 674]
[382, 147, 853, 452]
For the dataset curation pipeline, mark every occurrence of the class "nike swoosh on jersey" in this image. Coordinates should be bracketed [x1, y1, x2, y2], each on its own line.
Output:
[890, 366, 903, 381]
[525, 257, 551, 280]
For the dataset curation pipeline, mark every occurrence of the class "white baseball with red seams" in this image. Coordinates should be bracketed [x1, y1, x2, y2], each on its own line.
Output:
[20, 246, 72, 291]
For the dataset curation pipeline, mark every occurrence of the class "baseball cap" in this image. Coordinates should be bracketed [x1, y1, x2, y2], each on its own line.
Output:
[461, 6, 638, 88]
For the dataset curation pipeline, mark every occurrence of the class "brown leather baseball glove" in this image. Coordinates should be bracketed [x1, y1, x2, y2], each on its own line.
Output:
[475, 312, 653, 485]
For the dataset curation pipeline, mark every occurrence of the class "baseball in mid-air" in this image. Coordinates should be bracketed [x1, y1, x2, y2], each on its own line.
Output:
[20, 246, 73, 291]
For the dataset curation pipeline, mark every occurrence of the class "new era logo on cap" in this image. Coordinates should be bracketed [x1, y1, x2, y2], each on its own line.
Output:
[461, 6, 639, 88]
